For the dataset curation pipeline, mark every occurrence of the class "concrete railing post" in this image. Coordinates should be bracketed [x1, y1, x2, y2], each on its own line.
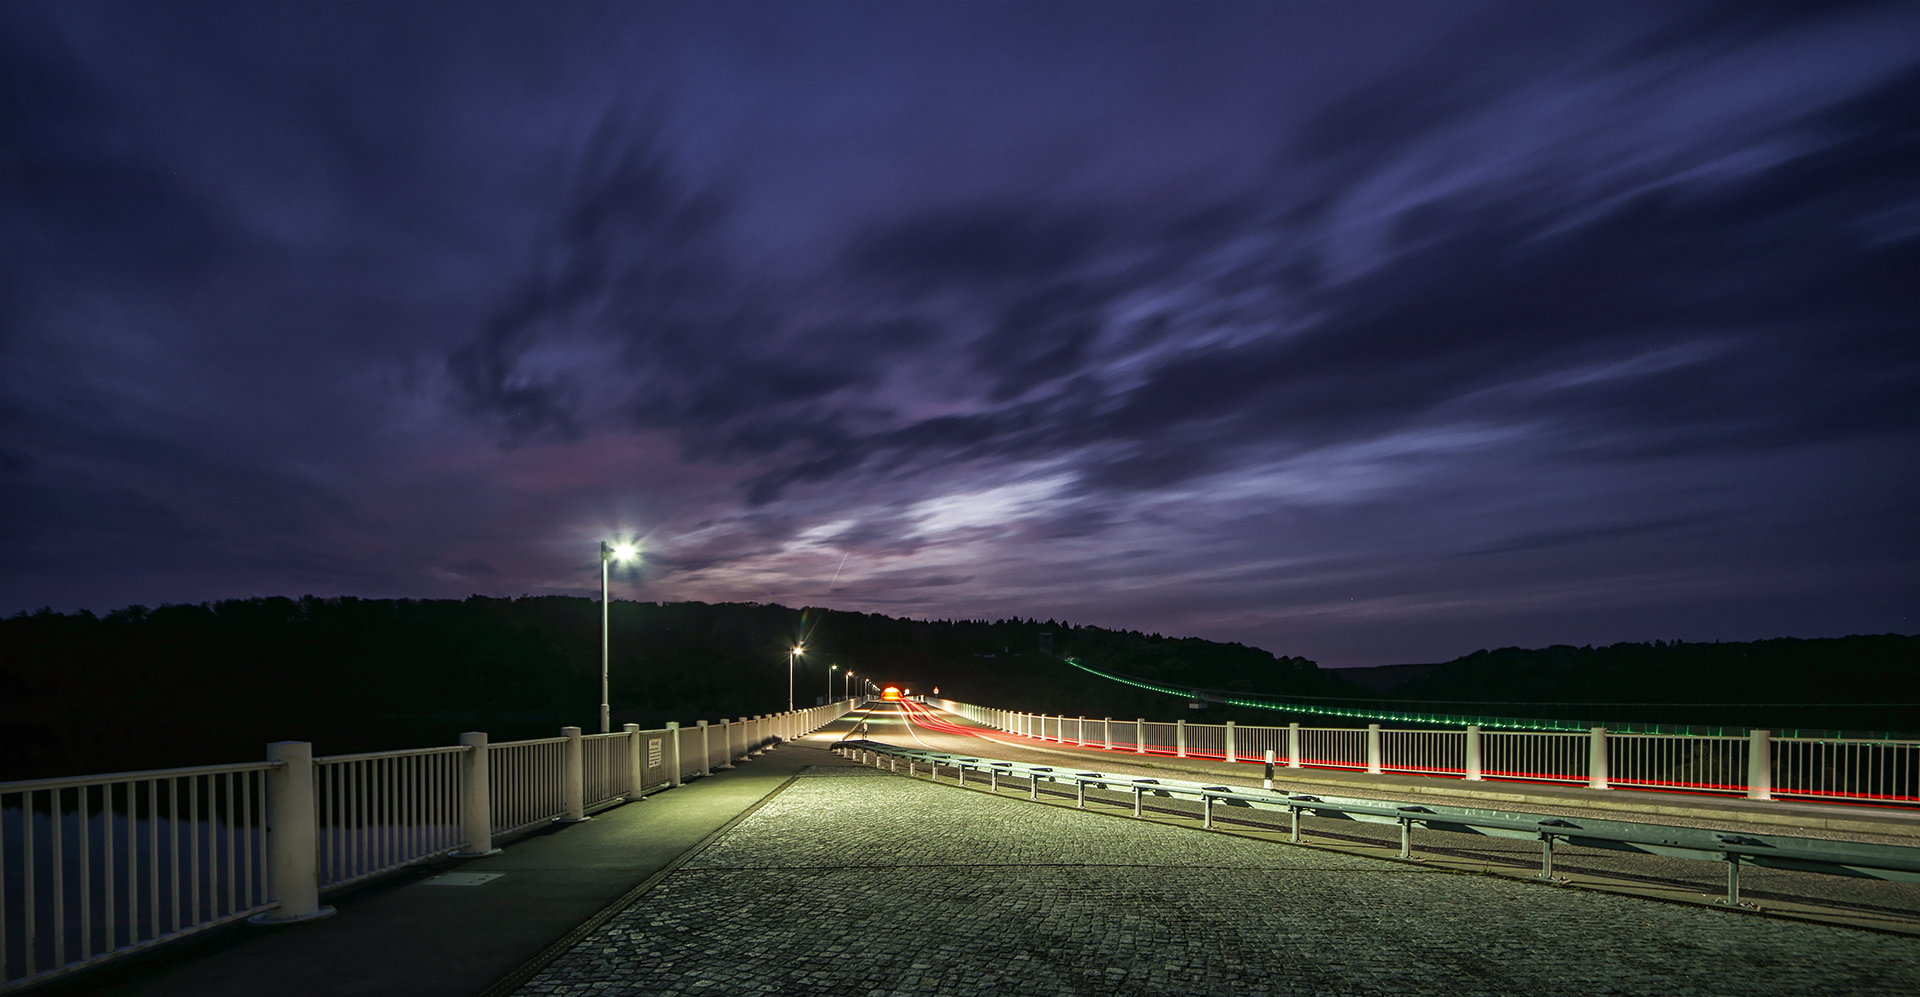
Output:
[1176, 719, 1188, 758]
[668, 722, 683, 788]
[1078, 717, 1087, 747]
[559, 726, 587, 821]
[1225, 721, 1236, 764]
[1588, 727, 1610, 790]
[1136, 719, 1146, 754]
[698, 720, 714, 776]
[1747, 729, 1772, 801]
[1464, 725, 1482, 781]
[624, 723, 644, 800]
[453, 732, 501, 857]
[250, 741, 335, 924]
[1104, 718, 1113, 751]
[1287, 722, 1301, 768]
[1366, 724, 1382, 775]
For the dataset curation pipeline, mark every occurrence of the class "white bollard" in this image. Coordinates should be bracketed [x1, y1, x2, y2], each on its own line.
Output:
[250, 741, 336, 924]
[1137, 718, 1147, 754]
[1104, 718, 1113, 751]
[668, 722, 684, 788]
[559, 726, 589, 821]
[1287, 722, 1301, 769]
[1588, 727, 1610, 790]
[454, 732, 502, 857]
[1226, 721, 1236, 764]
[698, 720, 713, 776]
[1177, 719, 1187, 758]
[1366, 724, 1382, 775]
[1263, 749, 1275, 791]
[1465, 725, 1482, 781]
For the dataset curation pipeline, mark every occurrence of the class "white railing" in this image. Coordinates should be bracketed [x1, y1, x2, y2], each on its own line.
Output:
[1, 699, 856, 993]
[926, 698, 1920, 807]
[0, 762, 276, 991]
[314, 746, 466, 890]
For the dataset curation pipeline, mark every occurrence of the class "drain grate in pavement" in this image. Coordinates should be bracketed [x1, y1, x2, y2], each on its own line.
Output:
[421, 872, 504, 887]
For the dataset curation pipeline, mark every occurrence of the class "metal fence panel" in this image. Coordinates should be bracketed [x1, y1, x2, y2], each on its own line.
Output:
[1773, 738, 1918, 803]
[2, 764, 275, 993]
[486, 738, 567, 836]
[313, 747, 465, 890]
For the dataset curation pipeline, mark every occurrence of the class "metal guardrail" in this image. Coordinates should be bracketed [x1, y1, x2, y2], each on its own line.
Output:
[832, 739, 1920, 909]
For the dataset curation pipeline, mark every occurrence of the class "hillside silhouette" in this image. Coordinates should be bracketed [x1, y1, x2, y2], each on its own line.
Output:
[0, 595, 1352, 780]
[4, 597, 1914, 781]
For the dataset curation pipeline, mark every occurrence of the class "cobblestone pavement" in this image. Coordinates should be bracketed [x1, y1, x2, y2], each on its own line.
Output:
[865, 706, 1920, 917]
[512, 767, 1920, 997]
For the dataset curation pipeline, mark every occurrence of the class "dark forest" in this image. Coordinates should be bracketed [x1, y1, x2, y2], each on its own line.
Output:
[2, 596, 1915, 781]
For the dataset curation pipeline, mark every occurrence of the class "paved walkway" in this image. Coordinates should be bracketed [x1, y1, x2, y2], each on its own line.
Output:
[39, 727, 870, 997]
[510, 762, 1920, 997]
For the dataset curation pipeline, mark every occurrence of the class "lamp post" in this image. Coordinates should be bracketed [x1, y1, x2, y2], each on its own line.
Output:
[843, 670, 854, 701]
[788, 644, 804, 712]
[600, 541, 637, 733]
[827, 664, 838, 705]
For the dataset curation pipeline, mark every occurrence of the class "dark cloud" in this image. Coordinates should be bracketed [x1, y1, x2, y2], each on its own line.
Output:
[3, 1, 1915, 665]
[846, 205, 1100, 287]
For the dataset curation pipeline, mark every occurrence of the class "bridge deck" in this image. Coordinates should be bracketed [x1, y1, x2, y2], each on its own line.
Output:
[33, 708, 1920, 997]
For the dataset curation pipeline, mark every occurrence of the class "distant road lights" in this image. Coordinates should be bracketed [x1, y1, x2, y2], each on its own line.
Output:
[788, 644, 805, 712]
[599, 540, 639, 734]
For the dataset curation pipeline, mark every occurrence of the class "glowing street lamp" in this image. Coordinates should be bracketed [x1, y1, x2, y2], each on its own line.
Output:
[827, 664, 838, 705]
[788, 644, 805, 712]
[843, 669, 854, 701]
[600, 541, 638, 733]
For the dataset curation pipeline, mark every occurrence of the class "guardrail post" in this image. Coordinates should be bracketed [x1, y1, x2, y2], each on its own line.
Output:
[1465, 725, 1482, 781]
[1176, 719, 1188, 758]
[1225, 721, 1236, 764]
[624, 723, 644, 800]
[558, 726, 588, 821]
[668, 722, 684, 788]
[1587, 727, 1609, 790]
[1366, 724, 1382, 775]
[1287, 723, 1301, 768]
[699, 720, 715, 775]
[1747, 729, 1772, 800]
[250, 741, 335, 924]
[1104, 718, 1113, 751]
[1136, 719, 1146, 754]
[453, 732, 502, 857]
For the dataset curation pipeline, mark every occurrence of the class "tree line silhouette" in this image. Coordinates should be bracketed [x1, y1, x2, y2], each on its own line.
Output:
[2, 595, 1913, 780]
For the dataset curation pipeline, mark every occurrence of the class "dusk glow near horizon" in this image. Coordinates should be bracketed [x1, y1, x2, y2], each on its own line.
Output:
[3, 2, 1915, 667]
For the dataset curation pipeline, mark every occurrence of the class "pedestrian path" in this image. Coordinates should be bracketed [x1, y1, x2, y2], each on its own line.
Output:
[508, 761, 1920, 997]
[35, 724, 871, 997]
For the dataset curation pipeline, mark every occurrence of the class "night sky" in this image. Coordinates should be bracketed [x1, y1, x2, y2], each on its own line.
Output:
[4, 2, 1916, 668]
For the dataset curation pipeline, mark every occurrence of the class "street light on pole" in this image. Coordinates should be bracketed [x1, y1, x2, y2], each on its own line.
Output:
[788, 644, 805, 712]
[827, 664, 838, 705]
[843, 669, 854, 701]
[600, 541, 638, 734]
